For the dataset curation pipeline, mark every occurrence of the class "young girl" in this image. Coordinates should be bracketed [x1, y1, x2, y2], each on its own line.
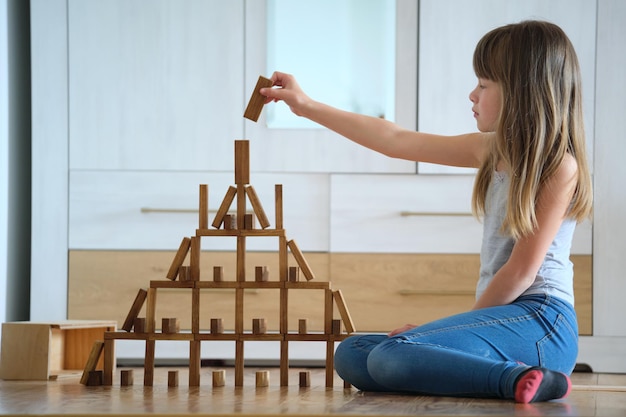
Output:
[261, 20, 592, 403]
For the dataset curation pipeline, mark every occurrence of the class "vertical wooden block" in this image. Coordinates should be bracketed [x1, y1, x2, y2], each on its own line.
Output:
[288, 266, 300, 283]
[275, 184, 283, 229]
[189, 340, 201, 387]
[122, 288, 148, 332]
[161, 318, 180, 334]
[252, 318, 267, 335]
[235, 340, 244, 387]
[212, 370, 226, 387]
[223, 214, 237, 230]
[144, 340, 155, 386]
[255, 266, 269, 282]
[190, 236, 201, 281]
[166, 237, 191, 280]
[210, 318, 224, 334]
[280, 340, 289, 387]
[120, 369, 134, 386]
[80, 340, 104, 385]
[344, 379, 352, 389]
[255, 370, 270, 387]
[178, 266, 190, 282]
[243, 75, 273, 122]
[103, 339, 115, 386]
[168, 370, 179, 387]
[287, 240, 316, 281]
[333, 290, 356, 334]
[299, 371, 311, 388]
[145, 288, 157, 333]
[332, 319, 342, 335]
[133, 318, 146, 334]
[86, 370, 103, 386]
[192, 288, 200, 334]
[324, 289, 333, 335]
[325, 341, 335, 388]
[298, 319, 308, 334]
[212, 186, 237, 229]
[199, 184, 208, 229]
[243, 213, 254, 229]
[245, 185, 270, 229]
[213, 266, 224, 282]
[234, 140, 250, 185]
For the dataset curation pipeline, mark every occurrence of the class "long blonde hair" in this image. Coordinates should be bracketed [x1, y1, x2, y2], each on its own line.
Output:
[471, 20, 593, 240]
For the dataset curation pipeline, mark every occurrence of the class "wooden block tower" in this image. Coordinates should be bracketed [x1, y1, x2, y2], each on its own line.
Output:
[98, 140, 356, 388]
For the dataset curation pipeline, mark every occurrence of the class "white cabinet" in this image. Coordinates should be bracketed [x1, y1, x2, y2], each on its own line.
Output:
[68, 0, 245, 171]
[69, 171, 330, 251]
[418, 0, 597, 174]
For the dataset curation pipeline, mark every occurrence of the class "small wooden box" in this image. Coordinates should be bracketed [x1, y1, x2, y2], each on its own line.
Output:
[0, 320, 117, 380]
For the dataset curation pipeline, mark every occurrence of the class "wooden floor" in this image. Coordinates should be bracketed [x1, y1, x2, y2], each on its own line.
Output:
[1, 367, 626, 416]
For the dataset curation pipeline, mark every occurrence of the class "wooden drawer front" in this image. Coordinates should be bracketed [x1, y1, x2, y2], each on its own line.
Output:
[69, 251, 331, 333]
[330, 174, 592, 254]
[70, 171, 329, 251]
[330, 253, 592, 335]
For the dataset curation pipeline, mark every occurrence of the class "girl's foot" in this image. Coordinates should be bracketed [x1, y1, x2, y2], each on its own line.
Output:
[514, 367, 571, 403]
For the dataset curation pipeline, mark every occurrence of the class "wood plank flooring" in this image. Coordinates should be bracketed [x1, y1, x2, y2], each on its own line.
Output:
[1, 367, 625, 416]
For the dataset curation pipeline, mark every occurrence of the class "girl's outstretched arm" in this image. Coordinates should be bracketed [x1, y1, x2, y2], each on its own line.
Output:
[261, 71, 490, 168]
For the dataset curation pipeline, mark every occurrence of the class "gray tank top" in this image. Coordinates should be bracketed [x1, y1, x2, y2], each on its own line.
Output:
[475, 171, 576, 306]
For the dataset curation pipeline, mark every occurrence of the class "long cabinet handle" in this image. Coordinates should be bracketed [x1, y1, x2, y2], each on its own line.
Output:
[399, 211, 472, 217]
[397, 289, 475, 296]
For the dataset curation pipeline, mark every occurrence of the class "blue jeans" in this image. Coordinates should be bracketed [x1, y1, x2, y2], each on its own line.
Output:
[334, 294, 578, 399]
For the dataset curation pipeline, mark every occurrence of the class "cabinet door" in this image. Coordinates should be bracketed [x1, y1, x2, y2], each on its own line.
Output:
[243, 0, 417, 174]
[418, 0, 597, 174]
[68, 0, 245, 171]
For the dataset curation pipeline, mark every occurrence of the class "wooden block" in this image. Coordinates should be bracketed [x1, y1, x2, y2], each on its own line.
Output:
[80, 340, 104, 385]
[255, 370, 270, 387]
[86, 370, 103, 386]
[324, 289, 333, 335]
[332, 319, 342, 336]
[212, 370, 226, 387]
[235, 340, 244, 386]
[325, 340, 334, 388]
[298, 319, 308, 334]
[234, 140, 250, 185]
[223, 214, 237, 230]
[192, 288, 200, 334]
[255, 266, 269, 282]
[252, 318, 267, 335]
[280, 340, 289, 387]
[161, 318, 180, 334]
[145, 288, 157, 333]
[133, 318, 146, 334]
[103, 339, 115, 386]
[210, 318, 224, 334]
[168, 370, 179, 387]
[212, 186, 237, 228]
[166, 237, 191, 280]
[213, 266, 224, 282]
[288, 266, 300, 283]
[144, 340, 155, 386]
[190, 236, 201, 281]
[178, 266, 190, 282]
[344, 379, 352, 389]
[275, 184, 283, 229]
[245, 185, 270, 229]
[189, 340, 201, 387]
[299, 371, 311, 388]
[333, 290, 356, 334]
[287, 240, 316, 281]
[122, 288, 148, 332]
[199, 184, 208, 229]
[120, 369, 134, 386]
[243, 213, 255, 229]
[243, 75, 273, 122]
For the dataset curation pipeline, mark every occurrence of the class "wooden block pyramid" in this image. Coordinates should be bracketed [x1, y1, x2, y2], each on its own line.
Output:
[95, 140, 356, 388]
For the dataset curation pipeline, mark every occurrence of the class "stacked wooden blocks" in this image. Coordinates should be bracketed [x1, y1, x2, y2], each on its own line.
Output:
[90, 139, 356, 389]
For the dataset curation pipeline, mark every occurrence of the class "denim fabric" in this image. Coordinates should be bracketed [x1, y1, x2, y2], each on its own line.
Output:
[334, 294, 578, 399]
